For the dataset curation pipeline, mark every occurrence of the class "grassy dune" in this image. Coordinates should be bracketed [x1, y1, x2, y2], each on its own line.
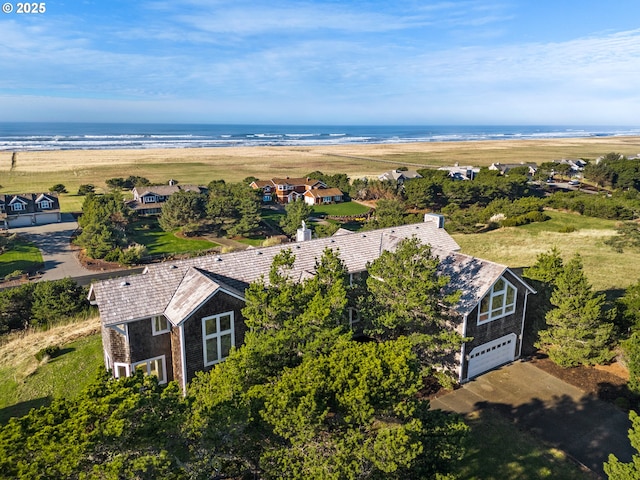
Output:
[0, 317, 102, 422]
[2, 137, 640, 212]
[453, 211, 639, 293]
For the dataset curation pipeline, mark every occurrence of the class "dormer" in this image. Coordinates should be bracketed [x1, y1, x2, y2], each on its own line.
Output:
[9, 196, 27, 212]
[35, 193, 55, 210]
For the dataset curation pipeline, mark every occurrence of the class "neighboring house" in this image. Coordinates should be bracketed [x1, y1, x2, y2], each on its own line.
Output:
[0, 193, 61, 228]
[553, 158, 587, 172]
[90, 220, 535, 391]
[378, 169, 422, 184]
[128, 185, 207, 215]
[437, 164, 480, 180]
[303, 187, 344, 205]
[489, 162, 537, 176]
[250, 177, 339, 204]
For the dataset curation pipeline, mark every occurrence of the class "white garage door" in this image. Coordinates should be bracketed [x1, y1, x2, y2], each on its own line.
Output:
[7, 215, 32, 228]
[35, 213, 59, 225]
[467, 333, 517, 379]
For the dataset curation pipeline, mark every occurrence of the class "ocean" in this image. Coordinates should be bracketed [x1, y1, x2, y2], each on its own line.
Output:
[1, 123, 639, 151]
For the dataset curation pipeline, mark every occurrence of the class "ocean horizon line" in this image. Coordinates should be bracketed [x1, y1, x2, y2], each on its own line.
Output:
[1, 122, 639, 152]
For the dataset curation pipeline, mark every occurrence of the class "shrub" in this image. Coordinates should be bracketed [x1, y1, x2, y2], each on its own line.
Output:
[262, 236, 282, 247]
[35, 345, 60, 362]
[77, 184, 95, 195]
[4, 270, 24, 281]
[50, 184, 67, 194]
[559, 225, 577, 233]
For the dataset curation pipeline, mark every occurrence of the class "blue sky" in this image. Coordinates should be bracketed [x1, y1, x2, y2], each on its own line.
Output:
[1, 0, 640, 125]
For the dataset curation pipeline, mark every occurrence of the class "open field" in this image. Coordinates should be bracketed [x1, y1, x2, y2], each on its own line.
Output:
[453, 211, 639, 293]
[0, 317, 102, 422]
[2, 136, 640, 212]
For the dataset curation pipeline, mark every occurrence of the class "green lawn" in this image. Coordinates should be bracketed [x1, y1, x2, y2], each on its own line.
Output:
[0, 334, 104, 423]
[0, 238, 43, 278]
[312, 201, 370, 216]
[457, 410, 588, 479]
[453, 210, 640, 292]
[236, 236, 266, 247]
[127, 219, 218, 256]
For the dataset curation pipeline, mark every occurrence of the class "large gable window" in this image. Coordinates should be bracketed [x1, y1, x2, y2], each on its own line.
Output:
[152, 315, 170, 335]
[202, 312, 234, 366]
[12, 202, 24, 211]
[478, 277, 517, 324]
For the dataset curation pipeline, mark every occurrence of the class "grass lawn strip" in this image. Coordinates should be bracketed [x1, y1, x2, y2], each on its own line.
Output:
[0, 317, 102, 423]
[0, 238, 43, 277]
[452, 211, 639, 292]
[127, 219, 217, 256]
[311, 201, 370, 217]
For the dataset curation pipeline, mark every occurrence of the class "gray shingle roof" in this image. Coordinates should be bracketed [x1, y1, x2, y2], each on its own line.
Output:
[92, 222, 525, 327]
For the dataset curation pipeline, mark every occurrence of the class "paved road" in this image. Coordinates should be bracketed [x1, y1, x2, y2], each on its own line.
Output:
[430, 361, 633, 477]
[9, 214, 94, 281]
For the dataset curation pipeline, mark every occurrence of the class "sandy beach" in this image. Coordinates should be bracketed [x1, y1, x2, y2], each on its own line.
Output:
[2, 136, 640, 199]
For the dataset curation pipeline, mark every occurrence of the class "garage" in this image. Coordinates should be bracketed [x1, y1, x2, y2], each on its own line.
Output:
[7, 215, 32, 228]
[35, 212, 60, 225]
[467, 333, 517, 379]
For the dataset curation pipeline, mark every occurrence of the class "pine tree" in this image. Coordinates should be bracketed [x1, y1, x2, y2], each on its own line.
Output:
[537, 254, 614, 367]
[604, 411, 640, 479]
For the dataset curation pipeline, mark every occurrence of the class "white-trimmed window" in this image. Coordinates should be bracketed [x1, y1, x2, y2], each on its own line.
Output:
[478, 277, 517, 324]
[132, 356, 167, 384]
[152, 315, 170, 335]
[202, 312, 235, 366]
[113, 362, 130, 379]
[12, 202, 24, 211]
[39, 200, 51, 209]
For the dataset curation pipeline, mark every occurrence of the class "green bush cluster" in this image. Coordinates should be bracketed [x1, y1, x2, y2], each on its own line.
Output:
[0, 278, 90, 334]
[34, 345, 60, 361]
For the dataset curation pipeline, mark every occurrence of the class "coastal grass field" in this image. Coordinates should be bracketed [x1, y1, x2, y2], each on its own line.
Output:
[0, 317, 102, 423]
[3, 136, 640, 212]
[453, 210, 638, 293]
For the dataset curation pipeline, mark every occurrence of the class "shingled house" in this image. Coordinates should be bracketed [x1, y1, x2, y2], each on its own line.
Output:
[250, 177, 343, 204]
[90, 219, 535, 390]
[0, 193, 61, 229]
[128, 184, 208, 215]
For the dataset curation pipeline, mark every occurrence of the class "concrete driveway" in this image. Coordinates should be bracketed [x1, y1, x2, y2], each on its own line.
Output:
[430, 361, 634, 477]
[9, 214, 94, 281]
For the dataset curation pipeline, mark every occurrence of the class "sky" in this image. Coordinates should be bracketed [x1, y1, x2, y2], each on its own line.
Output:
[1, 0, 640, 125]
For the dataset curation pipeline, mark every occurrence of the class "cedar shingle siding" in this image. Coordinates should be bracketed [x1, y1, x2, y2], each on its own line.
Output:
[182, 291, 246, 382]
[93, 222, 535, 388]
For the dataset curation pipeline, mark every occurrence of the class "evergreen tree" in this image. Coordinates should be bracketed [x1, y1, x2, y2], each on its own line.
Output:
[158, 190, 207, 232]
[280, 200, 313, 237]
[536, 254, 614, 367]
[622, 333, 640, 395]
[619, 279, 640, 332]
[364, 237, 462, 370]
[366, 198, 406, 229]
[604, 410, 640, 479]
